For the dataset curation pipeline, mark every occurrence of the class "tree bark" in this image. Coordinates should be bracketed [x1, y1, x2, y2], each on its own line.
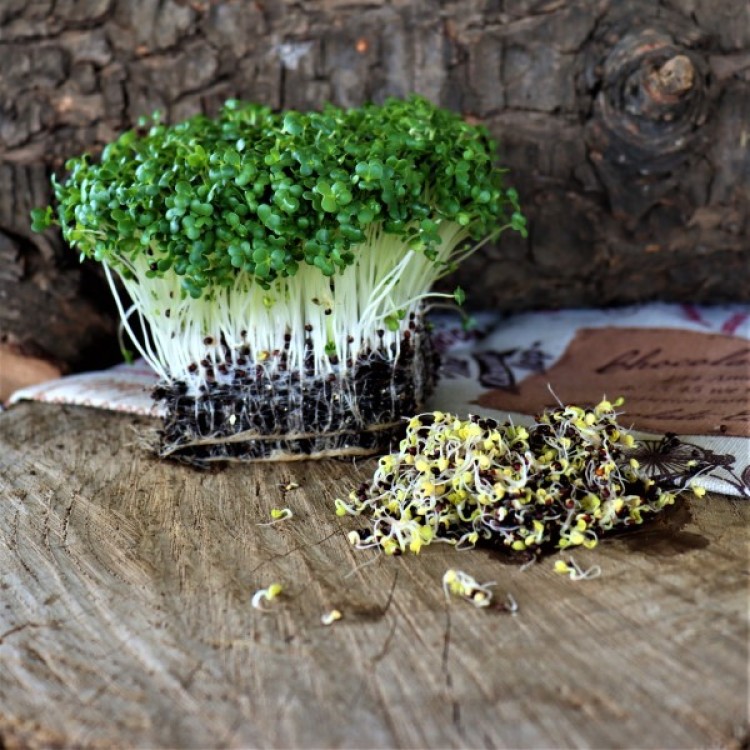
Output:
[0, 0, 747, 385]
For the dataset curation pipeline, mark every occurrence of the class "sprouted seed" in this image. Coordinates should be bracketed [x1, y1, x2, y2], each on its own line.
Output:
[337, 400, 690, 557]
[321, 609, 343, 626]
[553, 557, 602, 581]
[443, 569, 496, 608]
[281, 482, 301, 492]
[257, 507, 294, 526]
[251, 583, 283, 611]
[691, 483, 707, 498]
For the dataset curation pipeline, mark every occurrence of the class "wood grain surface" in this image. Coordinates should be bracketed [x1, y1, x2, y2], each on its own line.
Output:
[0, 402, 748, 749]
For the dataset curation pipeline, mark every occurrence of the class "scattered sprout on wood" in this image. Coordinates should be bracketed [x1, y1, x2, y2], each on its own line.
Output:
[251, 582, 284, 611]
[321, 609, 343, 626]
[442, 569, 496, 608]
[258, 507, 294, 526]
[553, 557, 602, 581]
[336, 399, 695, 557]
[33, 96, 524, 464]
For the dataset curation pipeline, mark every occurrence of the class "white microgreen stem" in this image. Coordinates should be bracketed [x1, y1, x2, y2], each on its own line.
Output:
[503, 593, 519, 614]
[108, 219, 472, 394]
[103, 261, 169, 381]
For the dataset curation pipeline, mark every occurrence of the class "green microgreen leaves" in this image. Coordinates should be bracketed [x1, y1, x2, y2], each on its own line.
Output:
[32, 96, 524, 299]
[355, 160, 384, 182]
[30, 206, 53, 232]
[384, 308, 406, 332]
[282, 112, 304, 136]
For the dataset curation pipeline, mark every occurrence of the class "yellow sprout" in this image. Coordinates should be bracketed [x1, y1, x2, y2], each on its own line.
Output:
[442, 569, 495, 608]
[692, 483, 706, 498]
[347, 530, 361, 546]
[335, 498, 354, 516]
[553, 557, 601, 581]
[251, 583, 283, 610]
[257, 507, 293, 526]
[321, 609, 342, 626]
[595, 399, 612, 414]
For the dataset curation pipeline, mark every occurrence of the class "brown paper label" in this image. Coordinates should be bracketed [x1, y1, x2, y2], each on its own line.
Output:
[475, 327, 750, 437]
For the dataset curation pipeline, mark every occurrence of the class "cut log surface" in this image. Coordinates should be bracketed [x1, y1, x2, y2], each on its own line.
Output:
[0, 402, 748, 749]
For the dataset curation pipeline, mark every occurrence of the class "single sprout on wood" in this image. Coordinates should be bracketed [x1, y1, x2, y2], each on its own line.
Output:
[321, 609, 343, 626]
[251, 583, 283, 611]
[32, 96, 525, 465]
[553, 557, 602, 581]
[442, 569, 496, 608]
[257, 507, 294, 526]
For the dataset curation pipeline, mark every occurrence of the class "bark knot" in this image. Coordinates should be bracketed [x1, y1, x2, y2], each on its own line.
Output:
[582, 3, 712, 220]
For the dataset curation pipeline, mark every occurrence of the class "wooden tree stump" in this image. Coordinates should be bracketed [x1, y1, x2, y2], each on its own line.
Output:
[0, 402, 748, 748]
[1, 0, 748, 386]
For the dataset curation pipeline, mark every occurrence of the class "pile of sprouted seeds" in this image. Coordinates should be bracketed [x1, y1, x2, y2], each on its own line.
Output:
[336, 399, 701, 558]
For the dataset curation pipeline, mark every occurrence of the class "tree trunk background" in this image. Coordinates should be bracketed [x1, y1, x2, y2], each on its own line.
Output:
[0, 0, 748, 385]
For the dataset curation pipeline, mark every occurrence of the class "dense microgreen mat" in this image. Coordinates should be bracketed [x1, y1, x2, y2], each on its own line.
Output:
[33, 95, 525, 299]
[32, 96, 525, 463]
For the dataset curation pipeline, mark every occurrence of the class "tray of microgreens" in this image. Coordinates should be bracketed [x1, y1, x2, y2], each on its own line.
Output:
[33, 96, 526, 465]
